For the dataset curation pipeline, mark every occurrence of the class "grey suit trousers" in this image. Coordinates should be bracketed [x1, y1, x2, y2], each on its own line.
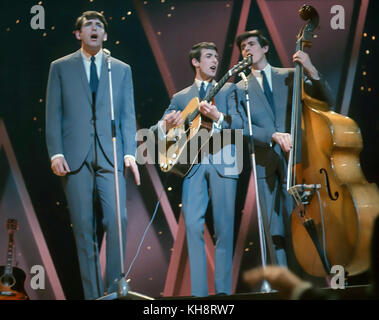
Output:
[63, 138, 127, 300]
[182, 164, 237, 297]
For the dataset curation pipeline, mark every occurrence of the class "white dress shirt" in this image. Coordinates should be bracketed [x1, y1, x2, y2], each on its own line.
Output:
[80, 48, 103, 83]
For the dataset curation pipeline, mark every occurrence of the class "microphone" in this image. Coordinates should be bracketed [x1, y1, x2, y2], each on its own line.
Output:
[103, 48, 111, 67]
[239, 69, 253, 147]
[103, 48, 111, 56]
[239, 71, 248, 83]
[239, 53, 252, 83]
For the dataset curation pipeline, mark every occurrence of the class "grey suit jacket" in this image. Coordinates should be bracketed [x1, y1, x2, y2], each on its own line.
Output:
[46, 49, 137, 171]
[152, 82, 244, 179]
[237, 66, 334, 179]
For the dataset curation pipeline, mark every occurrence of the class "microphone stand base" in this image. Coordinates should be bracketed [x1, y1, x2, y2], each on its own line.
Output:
[260, 280, 272, 293]
[95, 278, 155, 300]
[117, 276, 129, 298]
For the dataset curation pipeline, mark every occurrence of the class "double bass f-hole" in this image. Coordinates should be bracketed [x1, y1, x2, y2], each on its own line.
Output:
[319, 168, 339, 201]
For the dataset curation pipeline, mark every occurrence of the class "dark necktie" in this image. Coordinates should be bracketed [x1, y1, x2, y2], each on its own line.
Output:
[261, 70, 275, 116]
[199, 81, 206, 100]
[90, 56, 99, 94]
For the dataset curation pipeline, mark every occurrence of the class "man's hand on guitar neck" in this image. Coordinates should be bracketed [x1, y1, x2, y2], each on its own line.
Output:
[163, 110, 183, 132]
[199, 100, 221, 122]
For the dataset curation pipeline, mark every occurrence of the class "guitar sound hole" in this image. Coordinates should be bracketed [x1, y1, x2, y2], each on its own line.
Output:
[0, 274, 16, 287]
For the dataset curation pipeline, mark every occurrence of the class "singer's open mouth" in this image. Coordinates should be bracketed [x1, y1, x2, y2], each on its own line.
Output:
[91, 34, 98, 40]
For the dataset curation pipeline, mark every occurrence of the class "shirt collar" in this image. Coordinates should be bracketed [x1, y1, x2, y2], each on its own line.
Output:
[80, 48, 103, 62]
[252, 63, 271, 77]
[194, 78, 217, 90]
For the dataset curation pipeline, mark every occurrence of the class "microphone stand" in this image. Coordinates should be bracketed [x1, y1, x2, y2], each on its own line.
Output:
[98, 49, 154, 301]
[103, 48, 128, 298]
[239, 71, 274, 293]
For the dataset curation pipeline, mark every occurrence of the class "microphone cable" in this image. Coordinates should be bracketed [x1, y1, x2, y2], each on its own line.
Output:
[124, 171, 169, 280]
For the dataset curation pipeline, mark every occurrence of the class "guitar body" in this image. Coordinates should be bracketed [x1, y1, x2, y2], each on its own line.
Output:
[159, 97, 214, 177]
[0, 266, 28, 300]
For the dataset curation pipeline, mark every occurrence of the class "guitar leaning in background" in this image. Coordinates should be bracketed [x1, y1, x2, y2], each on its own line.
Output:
[0, 219, 28, 300]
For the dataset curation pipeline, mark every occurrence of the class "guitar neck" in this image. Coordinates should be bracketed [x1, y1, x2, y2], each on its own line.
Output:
[204, 71, 231, 102]
[189, 72, 232, 121]
[287, 39, 304, 190]
[4, 233, 14, 275]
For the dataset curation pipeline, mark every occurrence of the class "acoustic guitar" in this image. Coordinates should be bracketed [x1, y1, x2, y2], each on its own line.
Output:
[0, 219, 28, 300]
[159, 55, 252, 177]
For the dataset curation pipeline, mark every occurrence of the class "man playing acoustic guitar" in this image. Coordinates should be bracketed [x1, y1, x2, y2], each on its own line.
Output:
[152, 42, 244, 297]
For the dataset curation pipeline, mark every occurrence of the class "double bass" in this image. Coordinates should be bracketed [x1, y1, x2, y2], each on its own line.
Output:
[287, 5, 379, 277]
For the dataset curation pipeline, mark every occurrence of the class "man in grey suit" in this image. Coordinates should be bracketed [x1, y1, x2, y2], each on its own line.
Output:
[235, 30, 333, 268]
[45, 11, 140, 299]
[152, 42, 244, 296]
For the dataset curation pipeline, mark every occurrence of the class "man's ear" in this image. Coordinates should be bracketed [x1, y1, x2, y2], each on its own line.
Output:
[191, 57, 200, 69]
[103, 33, 108, 42]
[263, 45, 269, 54]
[74, 30, 81, 41]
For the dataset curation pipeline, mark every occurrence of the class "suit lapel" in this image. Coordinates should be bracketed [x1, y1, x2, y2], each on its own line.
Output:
[190, 82, 200, 101]
[204, 81, 214, 100]
[72, 49, 92, 105]
[271, 67, 287, 118]
[214, 82, 227, 113]
[95, 54, 108, 108]
[186, 83, 200, 122]
[248, 73, 274, 121]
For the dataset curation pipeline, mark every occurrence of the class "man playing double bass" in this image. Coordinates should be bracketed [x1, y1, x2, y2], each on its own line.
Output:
[236, 30, 334, 268]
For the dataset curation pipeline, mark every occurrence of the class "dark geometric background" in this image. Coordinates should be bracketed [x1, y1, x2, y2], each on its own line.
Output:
[0, 0, 377, 299]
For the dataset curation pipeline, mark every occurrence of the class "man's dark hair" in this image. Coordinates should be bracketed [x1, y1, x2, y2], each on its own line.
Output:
[74, 11, 108, 33]
[189, 42, 218, 72]
[236, 30, 270, 51]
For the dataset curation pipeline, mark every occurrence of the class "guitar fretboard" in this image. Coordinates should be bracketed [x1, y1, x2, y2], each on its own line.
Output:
[204, 70, 231, 102]
[4, 233, 14, 276]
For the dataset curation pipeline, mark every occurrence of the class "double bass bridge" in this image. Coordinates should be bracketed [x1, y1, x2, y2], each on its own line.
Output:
[288, 183, 322, 217]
